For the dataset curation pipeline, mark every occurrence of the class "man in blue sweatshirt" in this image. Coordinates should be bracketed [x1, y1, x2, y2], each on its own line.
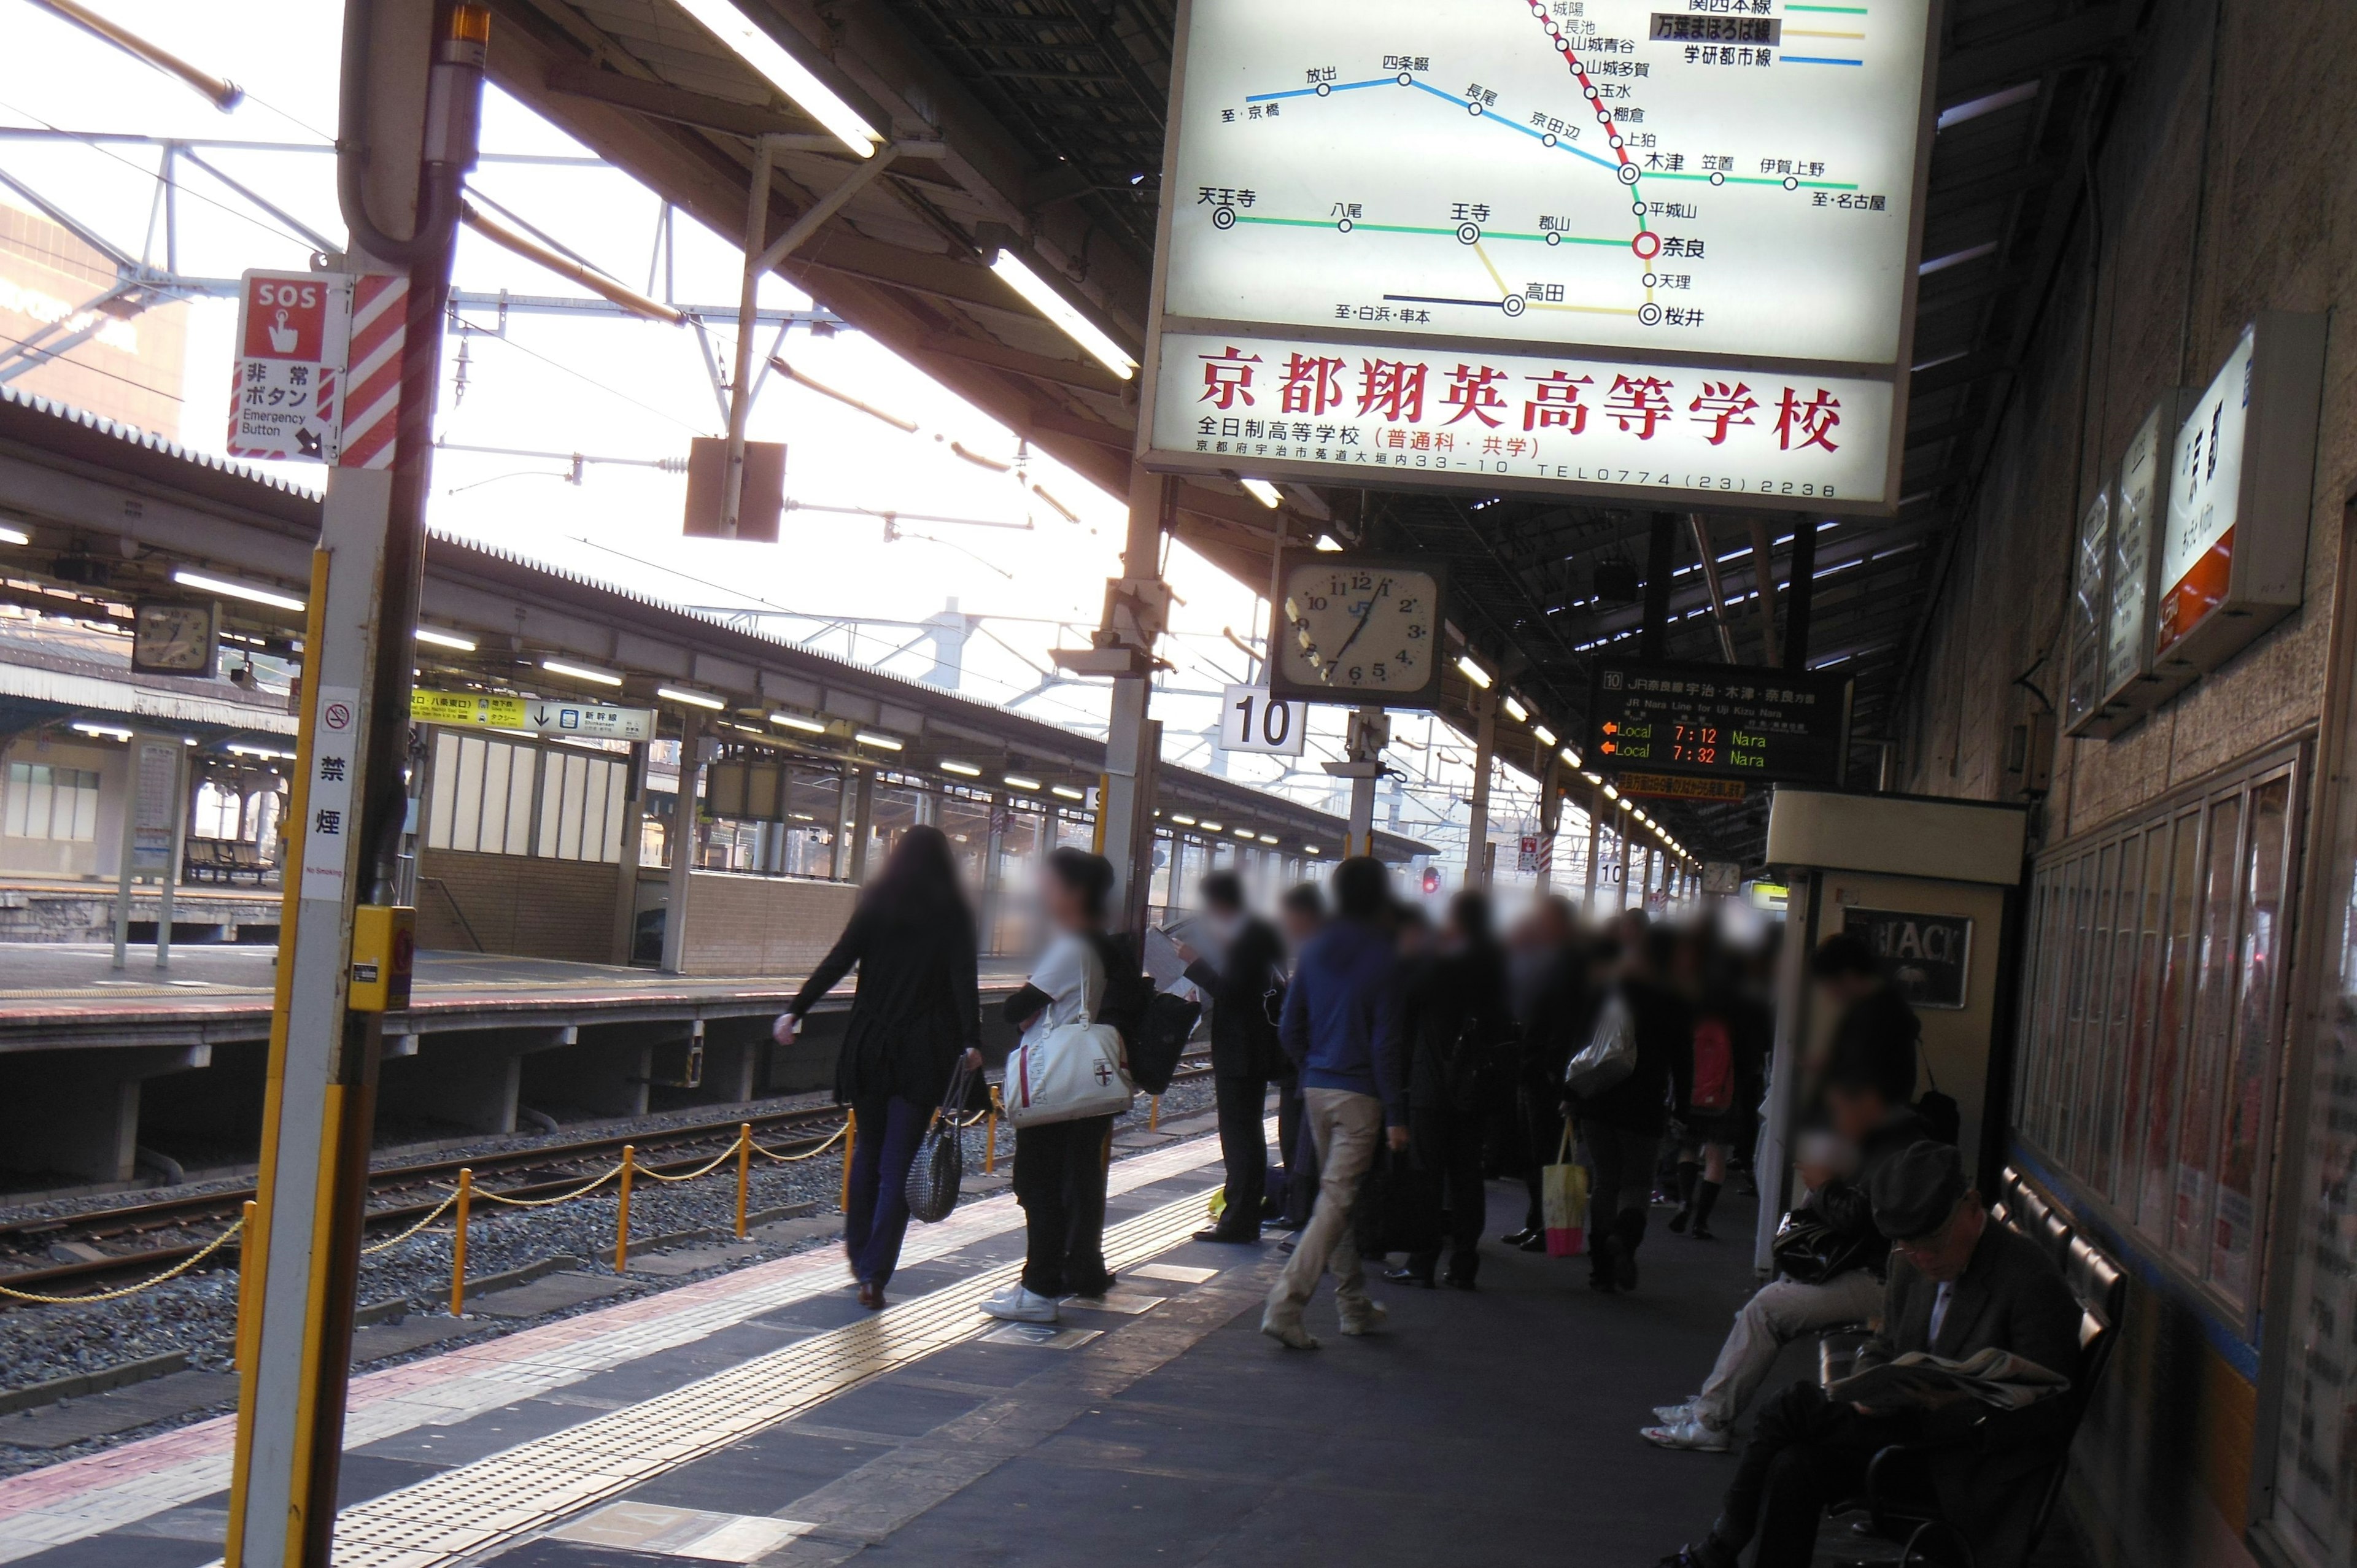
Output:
[1263, 857, 1411, 1349]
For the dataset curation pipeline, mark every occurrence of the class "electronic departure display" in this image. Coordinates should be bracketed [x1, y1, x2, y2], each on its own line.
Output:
[1585, 658, 1853, 787]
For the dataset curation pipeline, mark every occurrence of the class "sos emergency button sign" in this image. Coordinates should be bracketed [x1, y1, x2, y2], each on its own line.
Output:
[226, 269, 351, 463]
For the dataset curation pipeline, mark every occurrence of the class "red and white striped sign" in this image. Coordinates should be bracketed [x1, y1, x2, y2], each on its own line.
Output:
[336, 273, 408, 469]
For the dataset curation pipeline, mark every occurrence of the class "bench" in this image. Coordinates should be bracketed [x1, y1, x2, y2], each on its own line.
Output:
[182, 838, 274, 885]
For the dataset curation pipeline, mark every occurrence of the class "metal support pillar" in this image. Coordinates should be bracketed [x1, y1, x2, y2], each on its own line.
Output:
[610, 740, 648, 964]
[1784, 516, 1817, 673]
[227, 6, 476, 1563]
[1535, 749, 1562, 895]
[847, 768, 875, 882]
[1340, 705, 1388, 859]
[1747, 517, 1781, 665]
[1097, 465, 1170, 944]
[1465, 693, 1495, 889]
[1690, 514, 1740, 662]
[1644, 844, 1658, 914]
[1582, 781, 1602, 914]
[981, 793, 1007, 954]
[660, 709, 702, 975]
[1642, 511, 1677, 662]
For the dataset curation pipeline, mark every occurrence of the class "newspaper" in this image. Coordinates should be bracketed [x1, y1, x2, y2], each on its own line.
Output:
[1828, 1347, 2070, 1412]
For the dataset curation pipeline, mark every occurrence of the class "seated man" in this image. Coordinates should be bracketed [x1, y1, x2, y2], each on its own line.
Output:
[1645, 1048, 1934, 1451]
[1660, 1143, 2083, 1568]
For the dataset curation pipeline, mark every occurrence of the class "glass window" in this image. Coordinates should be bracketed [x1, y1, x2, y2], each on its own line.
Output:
[2173, 795, 2245, 1267]
[2112, 830, 2170, 1206]
[2137, 810, 2204, 1237]
[2091, 834, 2142, 1199]
[2209, 774, 2290, 1299]
[3, 762, 99, 841]
[2068, 843, 2121, 1172]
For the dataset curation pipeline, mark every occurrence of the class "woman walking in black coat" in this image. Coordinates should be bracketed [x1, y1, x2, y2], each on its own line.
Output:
[775, 825, 981, 1310]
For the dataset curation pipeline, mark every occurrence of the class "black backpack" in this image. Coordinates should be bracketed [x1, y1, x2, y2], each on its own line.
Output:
[1088, 932, 1196, 1094]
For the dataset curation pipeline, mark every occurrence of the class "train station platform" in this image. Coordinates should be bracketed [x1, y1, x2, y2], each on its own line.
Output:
[0, 1129, 1784, 1568]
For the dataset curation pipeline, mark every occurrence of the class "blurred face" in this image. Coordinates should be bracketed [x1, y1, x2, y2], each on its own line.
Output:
[1819, 971, 1879, 1008]
[1398, 921, 1432, 958]
[1281, 906, 1319, 946]
[1042, 870, 1089, 932]
[1892, 1197, 1985, 1283]
[1825, 1081, 1889, 1143]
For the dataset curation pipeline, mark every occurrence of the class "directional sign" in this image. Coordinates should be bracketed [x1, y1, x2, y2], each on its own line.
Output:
[1587, 658, 1851, 786]
[411, 689, 656, 743]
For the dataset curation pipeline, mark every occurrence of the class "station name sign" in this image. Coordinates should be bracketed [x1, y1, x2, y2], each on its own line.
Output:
[1586, 658, 1852, 787]
[412, 689, 656, 743]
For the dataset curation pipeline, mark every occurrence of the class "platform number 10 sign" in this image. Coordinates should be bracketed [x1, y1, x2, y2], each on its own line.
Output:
[1220, 685, 1307, 757]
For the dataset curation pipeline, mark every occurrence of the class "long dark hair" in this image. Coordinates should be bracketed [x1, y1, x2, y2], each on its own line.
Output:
[862, 824, 967, 918]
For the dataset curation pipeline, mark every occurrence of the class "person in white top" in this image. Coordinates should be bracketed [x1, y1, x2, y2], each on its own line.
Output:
[982, 848, 1121, 1324]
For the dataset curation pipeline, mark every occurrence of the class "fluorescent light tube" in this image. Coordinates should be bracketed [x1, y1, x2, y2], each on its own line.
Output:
[989, 248, 1136, 380]
[769, 711, 826, 733]
[415, 627, 476, 651]
[659, 686, 726, 711]
[173, 568, 304, 612]
[670, 0, 881, 158]
[1241, 478, 1282, 509]
[542, 658, 623, 687]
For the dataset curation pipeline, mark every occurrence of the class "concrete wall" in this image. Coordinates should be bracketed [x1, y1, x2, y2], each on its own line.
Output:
[1890, 5, 2357, 1567]
[673, 872, 859, 977]
[415, 849, 624, 964]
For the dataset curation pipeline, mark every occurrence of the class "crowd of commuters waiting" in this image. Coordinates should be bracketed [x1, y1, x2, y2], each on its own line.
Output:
[780, 837, 2087, 1568]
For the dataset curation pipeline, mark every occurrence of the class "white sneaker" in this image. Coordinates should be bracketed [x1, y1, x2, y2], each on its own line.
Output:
[1337, 1300, 1388, 1337]
[981, 1285, 1059, 1323]
[1641, 1416, 1731, 1452]
[1654, 1399, 1701, 1424]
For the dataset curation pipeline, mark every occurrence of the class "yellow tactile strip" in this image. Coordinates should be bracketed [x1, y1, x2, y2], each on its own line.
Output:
[328, 1187, 1217, 1568]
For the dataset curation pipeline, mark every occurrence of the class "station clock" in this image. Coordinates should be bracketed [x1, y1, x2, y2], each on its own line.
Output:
[1266, 550, 1447, 708]
[131, 601, 219, 676]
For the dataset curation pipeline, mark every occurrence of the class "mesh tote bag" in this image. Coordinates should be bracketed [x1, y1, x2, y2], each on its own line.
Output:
[904, 1060, 975, 1224]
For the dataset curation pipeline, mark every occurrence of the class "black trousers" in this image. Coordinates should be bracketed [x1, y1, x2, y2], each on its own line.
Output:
[1275, 1073, 1318, 1226]
[1406, 1099, 1486, 1281]
[1584, 1124, 1661, 1278]
[1211, 1073, 1269, 1236]
[1012, 1114, 1115, 1296]
[1711, 1382, 1919, 1568]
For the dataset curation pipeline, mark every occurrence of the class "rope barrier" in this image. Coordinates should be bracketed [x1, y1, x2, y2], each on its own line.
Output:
[0, 1215, 246, 1305]
[360, 1189, 461, 1256]
[749, 1121, 850, 1163]
[470, 1162, 626, 1208]
[637, 1143, 746, 1184]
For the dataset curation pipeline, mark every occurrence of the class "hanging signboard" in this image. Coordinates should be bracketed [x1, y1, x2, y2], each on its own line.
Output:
[1136, 0, 1940, 515]
[2060, 484, 2113, 736]
[411, 689, 656, 743]
[1841, 905, 1972, 1009]
[2085, 392, 2193, 733]
[226, 269, 350, 463]
[1586, 658, 1852, 786]
[2152, 312, 2327, 681]
[1612, 770, 1747, 803]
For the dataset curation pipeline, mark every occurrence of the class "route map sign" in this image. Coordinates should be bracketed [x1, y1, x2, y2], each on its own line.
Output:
[1585, 657, 1852, 786]
[1139, 0, 1937, 514]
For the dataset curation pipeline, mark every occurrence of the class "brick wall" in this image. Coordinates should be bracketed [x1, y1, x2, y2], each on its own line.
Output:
[1897, 0, 2354, 836]
[673, 873, 859, 977]
[416, 849, 622, 964]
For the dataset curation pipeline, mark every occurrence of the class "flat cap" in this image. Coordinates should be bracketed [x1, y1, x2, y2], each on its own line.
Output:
[1870, 1140, 1967, 1240]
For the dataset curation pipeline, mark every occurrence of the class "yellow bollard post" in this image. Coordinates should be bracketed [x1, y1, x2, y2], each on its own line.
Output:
[449, 1168, 472, 1317]
[1150, 1095, 1161, 1132]
[734, 1123, 751, 1239]
[231, 1200, 260, 1372]
[984, 1085, 1000, 1174]
[447, 1169, 471, 1311]
[614, 1146, 635, 1273]
[838, 1110, 856, 1211]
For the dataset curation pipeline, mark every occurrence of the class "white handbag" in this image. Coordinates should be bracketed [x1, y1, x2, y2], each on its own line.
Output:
[1563, 992, 1638, 1099]
[1003, 1013, 1135, 1128]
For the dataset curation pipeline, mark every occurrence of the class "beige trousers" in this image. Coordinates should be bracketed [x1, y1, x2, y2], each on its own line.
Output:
[1264, 1087, 1384, 1326]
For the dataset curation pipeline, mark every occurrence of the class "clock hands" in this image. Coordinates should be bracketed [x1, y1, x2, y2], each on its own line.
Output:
[1326, 577, 1390, 670]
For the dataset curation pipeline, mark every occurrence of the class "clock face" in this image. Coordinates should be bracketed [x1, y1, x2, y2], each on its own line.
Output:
[1274, 558, 1442, 699]
[131, 603, 217, 676]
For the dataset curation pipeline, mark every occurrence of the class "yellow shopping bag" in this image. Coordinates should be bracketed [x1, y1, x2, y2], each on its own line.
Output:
[1541, 1122, 1589, 1257]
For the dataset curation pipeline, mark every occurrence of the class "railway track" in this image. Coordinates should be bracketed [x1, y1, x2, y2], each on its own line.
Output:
[0, 1061, 1213, 1305]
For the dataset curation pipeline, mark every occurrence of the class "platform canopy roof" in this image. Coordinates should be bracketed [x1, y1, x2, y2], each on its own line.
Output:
[471, 0, 2139, 864]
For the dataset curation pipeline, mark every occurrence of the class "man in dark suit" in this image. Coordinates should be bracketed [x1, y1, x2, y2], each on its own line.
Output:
[1178, 871, 1288, 1243]
[1662, 1142, 2084, 1568]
